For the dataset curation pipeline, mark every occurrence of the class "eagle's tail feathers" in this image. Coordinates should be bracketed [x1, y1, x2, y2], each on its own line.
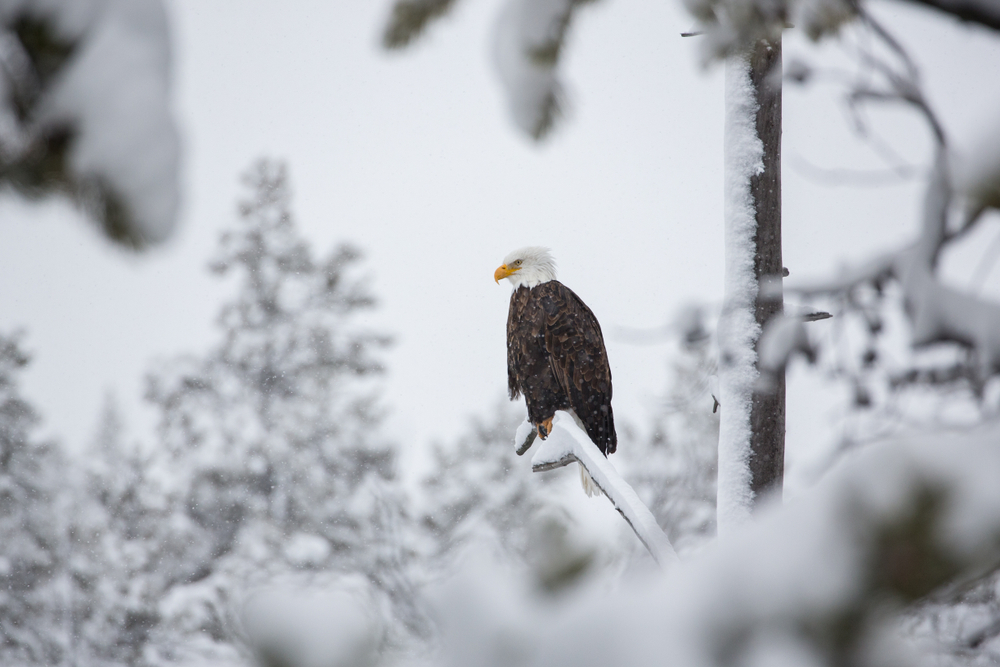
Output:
[579, 463, 601, 498]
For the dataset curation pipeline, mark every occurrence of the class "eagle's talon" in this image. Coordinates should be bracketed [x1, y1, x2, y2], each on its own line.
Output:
[537, 418, 553, 440]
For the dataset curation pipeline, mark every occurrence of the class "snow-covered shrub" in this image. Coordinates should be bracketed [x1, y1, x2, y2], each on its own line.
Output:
[0, 332, 67, 665]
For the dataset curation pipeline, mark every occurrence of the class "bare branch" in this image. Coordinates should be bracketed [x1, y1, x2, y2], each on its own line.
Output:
[844, 15, 949, 149]
[902, 0, 1000, 33]
[788, 249, 898, 297]
[514, 420, 537, 456]
[789, 153, 920, 187]
[858, 9, 919, 80]
[970, 227, 1000, 290]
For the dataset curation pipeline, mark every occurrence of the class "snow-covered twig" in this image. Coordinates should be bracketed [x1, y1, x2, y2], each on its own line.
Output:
[518, 412, 679, 568]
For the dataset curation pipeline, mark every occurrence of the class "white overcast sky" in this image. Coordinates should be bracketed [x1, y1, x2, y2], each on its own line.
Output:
[0, 0, 998, 482]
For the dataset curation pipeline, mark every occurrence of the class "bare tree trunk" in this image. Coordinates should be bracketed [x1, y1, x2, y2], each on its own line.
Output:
[748, 37, 784, 506]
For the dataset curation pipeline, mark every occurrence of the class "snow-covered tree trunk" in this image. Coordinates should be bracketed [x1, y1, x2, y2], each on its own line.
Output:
[717, 37, 783, 535]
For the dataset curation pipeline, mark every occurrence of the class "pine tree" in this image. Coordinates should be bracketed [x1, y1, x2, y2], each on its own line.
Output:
[142, 159, 411, 661]
[0, 332, 65, 665]
[67, 395, 194, 667]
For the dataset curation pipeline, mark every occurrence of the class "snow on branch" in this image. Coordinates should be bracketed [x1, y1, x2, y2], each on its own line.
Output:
[750, 15, 1000, 390]
[493, 0, 593, 140]
[682, 0, 855, 63]
[516, 411, 679, 568]
[683, 0, 1000, 65]
[382, 0, 593, 140]
[783, 150, 1000, 384]
[0, 0, 180, 248]
[714, 51, 764, 534]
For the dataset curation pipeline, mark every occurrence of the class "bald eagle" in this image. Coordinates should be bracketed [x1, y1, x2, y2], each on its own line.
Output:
[495, 247, 616, 495]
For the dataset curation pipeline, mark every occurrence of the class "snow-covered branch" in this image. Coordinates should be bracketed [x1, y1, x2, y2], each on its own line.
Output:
[779, 149, 1000, 383]
[750, 14, 1000, 391]
[682, 0, 855, 62]
[382, 0, 593, 140]
[493, 0, 593, 140]
[683, 0, 1000, 65]
[0, 0, 180, 248]
[516, 412, 679, 567]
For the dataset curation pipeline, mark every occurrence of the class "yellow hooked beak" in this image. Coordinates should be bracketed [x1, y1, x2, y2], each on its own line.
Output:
[494, 264, 519, 284]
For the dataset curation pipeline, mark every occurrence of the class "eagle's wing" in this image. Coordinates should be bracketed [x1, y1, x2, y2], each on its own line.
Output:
[537, 281, 616, 454]
[507, 287, 528, 400]
[508, 286, 561, 406]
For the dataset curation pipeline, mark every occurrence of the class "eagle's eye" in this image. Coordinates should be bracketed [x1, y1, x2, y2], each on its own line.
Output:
[514, 259, 523, 266]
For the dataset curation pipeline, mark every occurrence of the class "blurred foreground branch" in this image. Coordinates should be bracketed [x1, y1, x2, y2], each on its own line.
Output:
[0, 0, 180, 248]
[904, 0, 1000, 32]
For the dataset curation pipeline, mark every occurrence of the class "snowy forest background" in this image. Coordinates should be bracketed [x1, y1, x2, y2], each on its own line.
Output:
[2, 0, 1000, 666]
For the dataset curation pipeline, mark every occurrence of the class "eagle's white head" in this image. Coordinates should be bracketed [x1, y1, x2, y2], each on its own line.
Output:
[494, 246, 557, 289]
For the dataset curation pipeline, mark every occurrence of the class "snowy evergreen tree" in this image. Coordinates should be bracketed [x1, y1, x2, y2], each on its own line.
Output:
[0, 332, 65, 665]
[141, 159, 413, 663]
[65, 395, 196, 667]
[0, 338, 188, 667]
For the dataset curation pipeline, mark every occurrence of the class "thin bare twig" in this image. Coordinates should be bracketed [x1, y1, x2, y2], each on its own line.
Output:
[904, 0, 1000, 33]
[790, 153, 920, 187]
[859, 9, 919, 81]
[970, 226, 1000, 290]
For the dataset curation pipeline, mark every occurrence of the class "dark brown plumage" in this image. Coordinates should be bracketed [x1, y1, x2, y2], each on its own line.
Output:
[506, 280, 616, 455]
